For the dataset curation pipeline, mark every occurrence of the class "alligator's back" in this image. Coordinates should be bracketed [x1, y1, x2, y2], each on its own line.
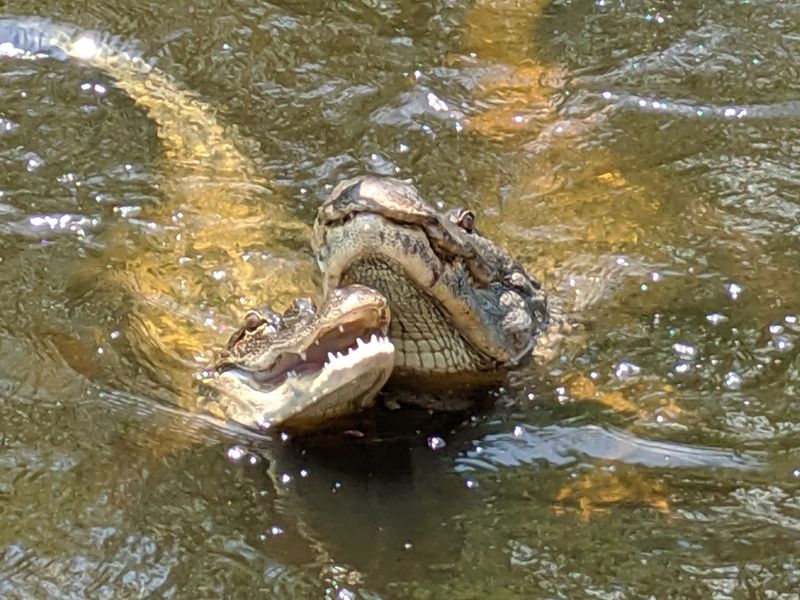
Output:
[0, 16, 256, 174]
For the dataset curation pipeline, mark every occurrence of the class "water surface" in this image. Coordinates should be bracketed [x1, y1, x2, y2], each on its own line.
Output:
[1, 0, 799, 597]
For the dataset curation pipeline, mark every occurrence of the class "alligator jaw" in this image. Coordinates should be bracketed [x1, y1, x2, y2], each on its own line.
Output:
[213, 332, 395, 432]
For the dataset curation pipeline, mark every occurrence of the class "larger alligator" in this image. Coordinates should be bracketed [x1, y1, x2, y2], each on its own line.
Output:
[0, 17, 550, 431]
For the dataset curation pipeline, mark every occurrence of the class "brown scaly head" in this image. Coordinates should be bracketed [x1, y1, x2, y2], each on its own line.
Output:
[313, 176, 548, 391]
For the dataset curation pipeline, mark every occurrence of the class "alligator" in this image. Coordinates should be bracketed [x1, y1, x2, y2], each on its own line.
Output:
[209, 285, 394, 431]
[314, 176, 549, 391]
[0, 17, 550, 431]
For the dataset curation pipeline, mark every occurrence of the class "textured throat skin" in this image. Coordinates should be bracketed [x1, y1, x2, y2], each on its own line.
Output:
[342, 257, 496, 383]
[314, 176, 550, 389]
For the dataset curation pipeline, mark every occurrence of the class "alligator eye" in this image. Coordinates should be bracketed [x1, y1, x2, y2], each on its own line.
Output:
[457, 210, 476, 233]
[244, 311, 264, 331]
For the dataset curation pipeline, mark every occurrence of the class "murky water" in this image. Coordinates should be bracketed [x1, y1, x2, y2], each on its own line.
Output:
[1, 0, 799, 597]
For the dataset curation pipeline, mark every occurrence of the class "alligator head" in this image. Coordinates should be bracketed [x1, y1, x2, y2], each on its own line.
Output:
[313, 176, 549, 390]
[209, 285, 394, 432]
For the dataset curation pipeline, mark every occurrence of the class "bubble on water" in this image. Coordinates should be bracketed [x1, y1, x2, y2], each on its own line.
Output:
[226, 445, 247, 462]
[427, 435, 446, 450]
[403, 542, 413, 550]
[338, 589, 355, 600]
[614, 361, 641, 378]
[556, 386, 571, 404]
[513, 425, 525, 437]
[268, 525, 284, 537]
[0, 117, 17, 134]
[706, 313, 728, 326]
[726, 282, 743, 300]
[785, 315, 799, 325]
[72, 36, 99, 60]
[774, 337, 794, 352]
[280, 473, 292, 485]
[672, 343, 697, 360]
[25, 153, 44, 172]
[724, 372, 743, 390]
[674, 362, 692, 375]
[465, 478, 478, 489]
[769, 323, 785, 335]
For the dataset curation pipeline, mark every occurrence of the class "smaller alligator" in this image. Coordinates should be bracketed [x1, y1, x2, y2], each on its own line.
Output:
[208, 285, 395, 432]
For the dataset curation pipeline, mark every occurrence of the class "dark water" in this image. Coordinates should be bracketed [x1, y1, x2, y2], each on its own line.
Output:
[2, 0, 799, 597]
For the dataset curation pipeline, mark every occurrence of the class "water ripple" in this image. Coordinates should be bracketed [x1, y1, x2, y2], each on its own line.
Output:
[455, 424, 763, 473]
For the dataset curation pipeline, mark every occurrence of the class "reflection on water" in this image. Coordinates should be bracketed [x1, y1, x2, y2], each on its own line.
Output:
[2, 0, 800, 597]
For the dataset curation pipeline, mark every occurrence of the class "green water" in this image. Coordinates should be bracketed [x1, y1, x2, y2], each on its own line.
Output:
[1, 0, 799, 597]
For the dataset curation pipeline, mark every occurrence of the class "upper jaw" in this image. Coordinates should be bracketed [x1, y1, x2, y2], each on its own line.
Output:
[313, 176, 549, 368]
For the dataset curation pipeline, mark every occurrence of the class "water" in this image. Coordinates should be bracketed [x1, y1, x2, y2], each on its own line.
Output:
[1, 0, 799, 597]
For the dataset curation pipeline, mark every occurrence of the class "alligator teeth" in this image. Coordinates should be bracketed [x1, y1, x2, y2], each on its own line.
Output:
[314, 340, 320, 346]
[356, 337, 365, 348]
[327, 351, 336, 363]
[287, 370, 298, 378]
[338, 325, 345, 333]
[299, 350, 307, 361]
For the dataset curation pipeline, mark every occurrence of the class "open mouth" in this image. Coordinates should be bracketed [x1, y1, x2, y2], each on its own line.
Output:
[218, 318, 393, 392]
